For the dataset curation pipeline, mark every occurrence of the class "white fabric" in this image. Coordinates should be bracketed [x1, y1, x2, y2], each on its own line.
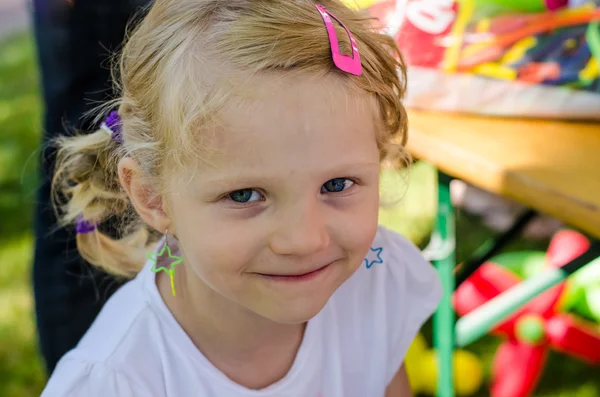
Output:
[405, 66, 600, 120]
[42, 226, 442, 397]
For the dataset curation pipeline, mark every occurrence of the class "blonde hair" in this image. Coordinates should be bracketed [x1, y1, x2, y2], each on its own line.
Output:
[53, 0, 409, 279]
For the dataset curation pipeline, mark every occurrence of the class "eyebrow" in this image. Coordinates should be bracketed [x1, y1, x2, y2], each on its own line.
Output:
[201, 161, 381, 187]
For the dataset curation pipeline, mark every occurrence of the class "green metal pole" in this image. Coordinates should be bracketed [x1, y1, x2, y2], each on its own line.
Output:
[433, 172, 455, 397]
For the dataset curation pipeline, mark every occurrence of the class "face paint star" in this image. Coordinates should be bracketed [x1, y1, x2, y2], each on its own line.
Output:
[148, 244, 183, 296]
[364, 246, 384, 269]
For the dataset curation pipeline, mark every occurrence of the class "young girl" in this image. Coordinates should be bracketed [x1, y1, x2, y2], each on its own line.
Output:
[42, 0, 441, 395]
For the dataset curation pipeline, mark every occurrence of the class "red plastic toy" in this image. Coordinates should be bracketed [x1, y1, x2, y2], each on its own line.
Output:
[454, 230, 600, 397]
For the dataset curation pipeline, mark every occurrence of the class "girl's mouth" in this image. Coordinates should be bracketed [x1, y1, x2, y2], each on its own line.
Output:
[255, 263, 332, 282]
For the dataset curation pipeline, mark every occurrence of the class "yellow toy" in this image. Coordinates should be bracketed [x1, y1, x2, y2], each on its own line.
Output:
[340, 0, 383, 10]
[405, 334, 484, 396]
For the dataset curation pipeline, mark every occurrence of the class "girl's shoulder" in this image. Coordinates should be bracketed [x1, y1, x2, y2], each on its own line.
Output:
[41, 276, 164, 397]
[40, 353, 154, 397]
[328, 225, 442, 385]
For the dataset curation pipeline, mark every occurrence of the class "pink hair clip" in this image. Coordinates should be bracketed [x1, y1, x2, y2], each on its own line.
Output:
[314, 4, 362, 76]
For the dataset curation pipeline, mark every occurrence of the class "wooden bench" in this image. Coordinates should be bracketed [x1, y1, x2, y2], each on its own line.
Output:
[407, 110, 600, 238]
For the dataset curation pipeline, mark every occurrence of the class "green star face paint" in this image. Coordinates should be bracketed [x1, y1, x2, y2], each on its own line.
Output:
[148, 237, 183, 297]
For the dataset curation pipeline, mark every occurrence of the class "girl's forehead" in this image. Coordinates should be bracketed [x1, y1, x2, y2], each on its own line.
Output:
[221, 75, 376, 143]
[183, 73, 381, 181]
[229, 71, 371, 107]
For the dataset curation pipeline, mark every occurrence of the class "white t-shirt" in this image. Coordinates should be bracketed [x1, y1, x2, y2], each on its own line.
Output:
[42, 226, 442, 397]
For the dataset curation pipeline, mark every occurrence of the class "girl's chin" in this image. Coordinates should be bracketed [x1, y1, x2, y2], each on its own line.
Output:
[250, 285, 338, 325]
[258, 299, 329, 325]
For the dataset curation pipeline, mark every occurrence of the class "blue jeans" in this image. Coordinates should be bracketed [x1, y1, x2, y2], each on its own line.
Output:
[31, 0, 150, 375]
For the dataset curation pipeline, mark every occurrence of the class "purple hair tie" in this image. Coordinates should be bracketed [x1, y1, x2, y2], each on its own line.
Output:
[76, 215, 97, 234]
[100, 110, 123, 144]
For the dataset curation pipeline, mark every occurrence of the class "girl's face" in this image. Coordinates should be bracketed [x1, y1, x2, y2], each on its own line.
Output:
[169, 74, 381, 324]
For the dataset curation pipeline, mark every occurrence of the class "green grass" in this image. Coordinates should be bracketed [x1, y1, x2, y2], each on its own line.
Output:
[0, 31, 45, 397]
[0, 31, 598, 397]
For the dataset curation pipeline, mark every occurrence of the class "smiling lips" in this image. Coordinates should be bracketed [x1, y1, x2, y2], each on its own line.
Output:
[256, 263, 332, 282]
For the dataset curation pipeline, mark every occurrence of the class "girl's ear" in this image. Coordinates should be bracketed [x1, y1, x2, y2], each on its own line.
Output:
[118, 157, 171, 233]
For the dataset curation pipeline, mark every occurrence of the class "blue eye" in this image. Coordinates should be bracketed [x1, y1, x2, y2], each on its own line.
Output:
[321, 178, 354, 193]
[228, 189, 263, 203]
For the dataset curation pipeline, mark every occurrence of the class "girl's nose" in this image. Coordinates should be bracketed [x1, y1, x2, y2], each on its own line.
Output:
[269, 200, 330, 257]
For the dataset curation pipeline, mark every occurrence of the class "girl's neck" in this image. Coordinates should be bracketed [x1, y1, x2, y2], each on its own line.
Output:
[156, 262, 306, 389]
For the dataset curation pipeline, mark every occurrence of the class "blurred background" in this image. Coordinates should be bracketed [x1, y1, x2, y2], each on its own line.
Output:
[0, 0, 46, 396]
[0, 0, 598, 396]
